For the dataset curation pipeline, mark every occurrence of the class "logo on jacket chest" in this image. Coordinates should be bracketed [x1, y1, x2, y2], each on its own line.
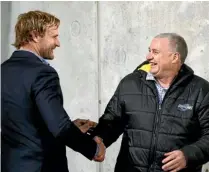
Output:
[177, 104, 193, 111]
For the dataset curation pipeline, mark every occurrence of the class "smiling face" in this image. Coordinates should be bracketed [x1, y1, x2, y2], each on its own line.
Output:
[37, 25, 60, 60]
[146, 37, 180, 78]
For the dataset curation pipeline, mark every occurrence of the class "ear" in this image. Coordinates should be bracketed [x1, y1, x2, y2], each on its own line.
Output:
[172, 52, 181, 64]
[30, 31, 40, 43]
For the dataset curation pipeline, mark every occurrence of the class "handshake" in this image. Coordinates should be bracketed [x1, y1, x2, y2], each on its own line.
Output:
[73, 119, 106, 162]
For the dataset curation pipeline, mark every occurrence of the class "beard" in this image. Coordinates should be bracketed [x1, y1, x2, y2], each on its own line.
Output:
[39, 46, 55, 60]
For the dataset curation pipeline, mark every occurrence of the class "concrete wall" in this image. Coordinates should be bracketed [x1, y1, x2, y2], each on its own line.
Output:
[1, 1, 209, 172]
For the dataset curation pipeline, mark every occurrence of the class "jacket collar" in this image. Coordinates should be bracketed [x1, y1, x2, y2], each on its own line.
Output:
[11, 50, 50, 65]
[134, 60, 194, 87]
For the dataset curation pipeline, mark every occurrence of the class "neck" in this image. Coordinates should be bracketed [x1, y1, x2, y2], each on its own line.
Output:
[20, 44, 40, 57]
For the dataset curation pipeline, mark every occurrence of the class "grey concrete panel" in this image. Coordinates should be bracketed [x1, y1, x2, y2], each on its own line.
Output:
[99, 2, 209, 172]
[1, 1, 11, 63]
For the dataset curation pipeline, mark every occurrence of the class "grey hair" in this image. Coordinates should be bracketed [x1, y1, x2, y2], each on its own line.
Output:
[154, 33, 188, 63]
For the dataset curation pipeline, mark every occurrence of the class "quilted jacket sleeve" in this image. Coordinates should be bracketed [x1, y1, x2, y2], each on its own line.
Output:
[92, 80, 126, 148]
[181, 92, 209, 167]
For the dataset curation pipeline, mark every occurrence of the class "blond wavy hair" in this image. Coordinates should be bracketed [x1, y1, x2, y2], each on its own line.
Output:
[13, 10, 60, 49]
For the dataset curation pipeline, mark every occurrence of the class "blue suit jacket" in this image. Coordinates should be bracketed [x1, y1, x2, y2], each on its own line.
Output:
[1, 51, 97, 172]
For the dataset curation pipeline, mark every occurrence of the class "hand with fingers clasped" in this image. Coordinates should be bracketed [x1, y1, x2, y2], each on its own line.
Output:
[162, 150, 187, 172]
[93, 136, 106, 162]
[73, 118, 97, 133]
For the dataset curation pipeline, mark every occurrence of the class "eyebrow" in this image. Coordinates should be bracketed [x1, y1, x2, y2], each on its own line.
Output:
[49, 32, 59, 37]
[148, 47, 159, 52]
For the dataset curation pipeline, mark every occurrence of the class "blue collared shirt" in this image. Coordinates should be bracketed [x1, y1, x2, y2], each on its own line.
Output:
[16, 49, 50, 65]
[146, 72, 169, 106]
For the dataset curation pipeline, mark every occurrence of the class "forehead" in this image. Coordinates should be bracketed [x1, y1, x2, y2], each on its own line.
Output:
[150, 38, 170, 50]
[46, 25, 59, 35]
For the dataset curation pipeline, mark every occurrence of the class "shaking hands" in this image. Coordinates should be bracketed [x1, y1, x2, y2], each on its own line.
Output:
[73, 118, 97, 133]
[73, 118, 106, 162]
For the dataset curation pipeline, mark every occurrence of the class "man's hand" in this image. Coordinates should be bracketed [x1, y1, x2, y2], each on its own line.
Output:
[73, 119, 97, 133]
[162, 150, 187, 172]
[93, 136, 106, 162]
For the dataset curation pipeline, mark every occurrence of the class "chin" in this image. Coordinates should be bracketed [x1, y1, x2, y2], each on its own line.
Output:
[46, 56, 54, 60]
[150, 69, 158, 75]
[150, 70, 159, 77]
[50, 54, 55, 60]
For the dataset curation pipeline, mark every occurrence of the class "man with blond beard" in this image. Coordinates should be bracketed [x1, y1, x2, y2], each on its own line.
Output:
[1, 10, 105, 172]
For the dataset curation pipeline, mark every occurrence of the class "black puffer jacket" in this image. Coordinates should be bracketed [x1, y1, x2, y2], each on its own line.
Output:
[93, 61, 209, 172]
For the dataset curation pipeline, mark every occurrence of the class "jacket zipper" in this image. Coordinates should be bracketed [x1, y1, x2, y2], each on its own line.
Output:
[148, 98, 161, 171]
[149, 86, 173, 171]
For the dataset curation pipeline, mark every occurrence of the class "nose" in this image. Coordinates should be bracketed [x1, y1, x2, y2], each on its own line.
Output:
[56, 39, 60, 47]
[146, 52, 153, 60]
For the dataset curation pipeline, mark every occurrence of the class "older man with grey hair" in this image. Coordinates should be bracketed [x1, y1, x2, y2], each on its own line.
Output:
[91, 33, 209, 172]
